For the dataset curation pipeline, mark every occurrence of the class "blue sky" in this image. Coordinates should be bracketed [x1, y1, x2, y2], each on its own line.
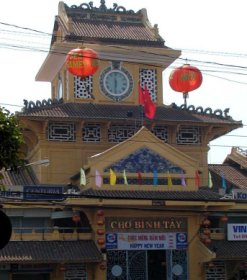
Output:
[0, 0, 246, 163]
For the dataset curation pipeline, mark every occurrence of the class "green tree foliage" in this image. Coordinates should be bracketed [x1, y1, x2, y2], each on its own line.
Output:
[0, 107, 24, 171]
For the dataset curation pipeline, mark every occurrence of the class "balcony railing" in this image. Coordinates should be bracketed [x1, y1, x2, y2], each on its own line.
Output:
[11, 227, 92, 241]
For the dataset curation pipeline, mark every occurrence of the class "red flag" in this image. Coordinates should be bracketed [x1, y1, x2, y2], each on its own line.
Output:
[138, 85, 145, 104]
[139, 85, 156, 119]
[137, 171, 142, 185]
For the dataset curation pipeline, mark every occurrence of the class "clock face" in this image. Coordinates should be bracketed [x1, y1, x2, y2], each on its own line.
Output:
[100, 67, 133, 101]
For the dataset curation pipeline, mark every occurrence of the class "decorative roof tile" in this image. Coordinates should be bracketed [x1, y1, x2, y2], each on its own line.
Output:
[224, 147, 247, 169]
[0, 167, 39, 187]
[0, 240, 101, 263]
[18, 103, 241, 127]
[209, 164, 247, 190]
[68, 20, 164, 46]
[80, 188, 222, 201]
[60, 1, 164, 47]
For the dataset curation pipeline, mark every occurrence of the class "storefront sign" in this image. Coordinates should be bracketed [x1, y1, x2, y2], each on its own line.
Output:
[23, 185, 64, 201]
[106, 232, 187, 250]
[106, 217, 187, 233]
[64, 264, 87, 280]
[0, 186, 22, 200]
[227, 224, 247, 240]
[232, 189, 247, 200]
[0, 186, 64, 201]
[11, 263, 53, 272]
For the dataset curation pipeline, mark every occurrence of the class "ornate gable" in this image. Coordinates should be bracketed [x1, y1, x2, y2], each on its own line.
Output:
[87, 127, 199, 191]
[104, 147, 185, 174]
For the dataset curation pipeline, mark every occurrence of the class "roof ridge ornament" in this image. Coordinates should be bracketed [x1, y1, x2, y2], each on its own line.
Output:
[171, 103, 231, 119]
[70, 1, 136, 14]
[99, 0, 107, 11]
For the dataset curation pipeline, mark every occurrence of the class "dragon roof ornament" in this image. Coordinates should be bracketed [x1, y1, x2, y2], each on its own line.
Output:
[68, 1, 136, 14]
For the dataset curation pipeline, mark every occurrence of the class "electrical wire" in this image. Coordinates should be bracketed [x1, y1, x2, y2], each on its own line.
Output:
[1, 21, 247, 82]
[0, 21, 247, 164]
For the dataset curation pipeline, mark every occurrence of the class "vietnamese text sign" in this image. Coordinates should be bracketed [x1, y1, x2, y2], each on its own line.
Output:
[23, 186, 64, 201]
[227, 224, 247, 240]
[106, 232, 187, 250]
[232, 189, 247, 200]
[105, 217, 187, 233]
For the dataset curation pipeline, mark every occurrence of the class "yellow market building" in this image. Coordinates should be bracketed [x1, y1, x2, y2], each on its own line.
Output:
[1, 1, 247, 280]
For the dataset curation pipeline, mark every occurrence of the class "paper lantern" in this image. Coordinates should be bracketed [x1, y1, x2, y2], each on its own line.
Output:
[202, 218, 211, 227]
[99, 263, 106, 270]
[97, 219, 105, 226]
[203, 237, 211, 245]
[97, 229, 105, 235]
[203, 228, 211, 236]
[97, 238, 105, 245]
[66, 48, 99, 77]
[220, 215, 228, 223]
[97, 209, 104, 216]
[169, 64, 202, 93]
[72, 212, 81, 223]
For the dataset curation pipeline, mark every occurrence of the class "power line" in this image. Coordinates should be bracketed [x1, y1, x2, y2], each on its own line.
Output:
[0, 39, 246, 85]
[0, 21, 51, 36]
[0, 21, 247, 79]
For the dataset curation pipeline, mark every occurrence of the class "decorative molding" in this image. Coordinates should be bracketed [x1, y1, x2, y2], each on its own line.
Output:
[171, 103, 231, 119]
[23, 98, 63, 111]
[68, 1, 136, 15]
[104, 147, 185, 173]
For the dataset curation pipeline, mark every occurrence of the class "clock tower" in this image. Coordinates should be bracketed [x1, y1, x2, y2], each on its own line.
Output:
[35, 0, 180, 107]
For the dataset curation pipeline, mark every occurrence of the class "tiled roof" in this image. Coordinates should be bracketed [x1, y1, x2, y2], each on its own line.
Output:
[68, 20, 164, 47]
[60, 2, 165, 47]
[80, 188, 222, 201]
[209, 164, 247, 190]
[224, 147, 247, 170]
[0, 167, 39, 187]
[210, 240, 247, 259]
[18, 103, 241, 126]
[0, 240, 101, 263]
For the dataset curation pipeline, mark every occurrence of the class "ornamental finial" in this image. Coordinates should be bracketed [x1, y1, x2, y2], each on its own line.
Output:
[100, 0, 107, 10]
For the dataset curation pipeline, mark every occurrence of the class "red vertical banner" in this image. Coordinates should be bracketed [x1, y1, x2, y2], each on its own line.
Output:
[138, 85, 156, 119]
[137, 171, 142, 185]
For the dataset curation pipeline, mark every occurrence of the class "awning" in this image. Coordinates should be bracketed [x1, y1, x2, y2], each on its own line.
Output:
[209, 240, 247, 259]
[196, 241, 216, 263]
[0, 240, 102, 263]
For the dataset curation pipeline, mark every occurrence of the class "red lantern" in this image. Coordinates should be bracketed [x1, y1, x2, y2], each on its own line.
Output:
[59, 265, 66, 272]
[99, 263, 106, 270]
[97, 220, 105, 226]
[203, 238, 211, 245]
[97, 229, 105, 235]
[169, 64, 202, 93]
[202, 218, 211, 227]
[97, 238, 105, 245]
[220, 215, 228, 223]
[66, 48, 99, 77]
[203, 228, 211, 236]
[72, 212, 81, 223]
[169, 64, 202, 107]
[97, 209, 104, 216]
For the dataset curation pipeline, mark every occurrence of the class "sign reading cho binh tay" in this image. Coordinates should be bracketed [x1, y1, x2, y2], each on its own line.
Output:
[105, 217, 187, 233]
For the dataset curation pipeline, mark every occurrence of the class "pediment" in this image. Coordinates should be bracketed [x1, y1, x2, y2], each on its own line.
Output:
[104, 147, 185, 174]
[88, 126, 199, 190]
